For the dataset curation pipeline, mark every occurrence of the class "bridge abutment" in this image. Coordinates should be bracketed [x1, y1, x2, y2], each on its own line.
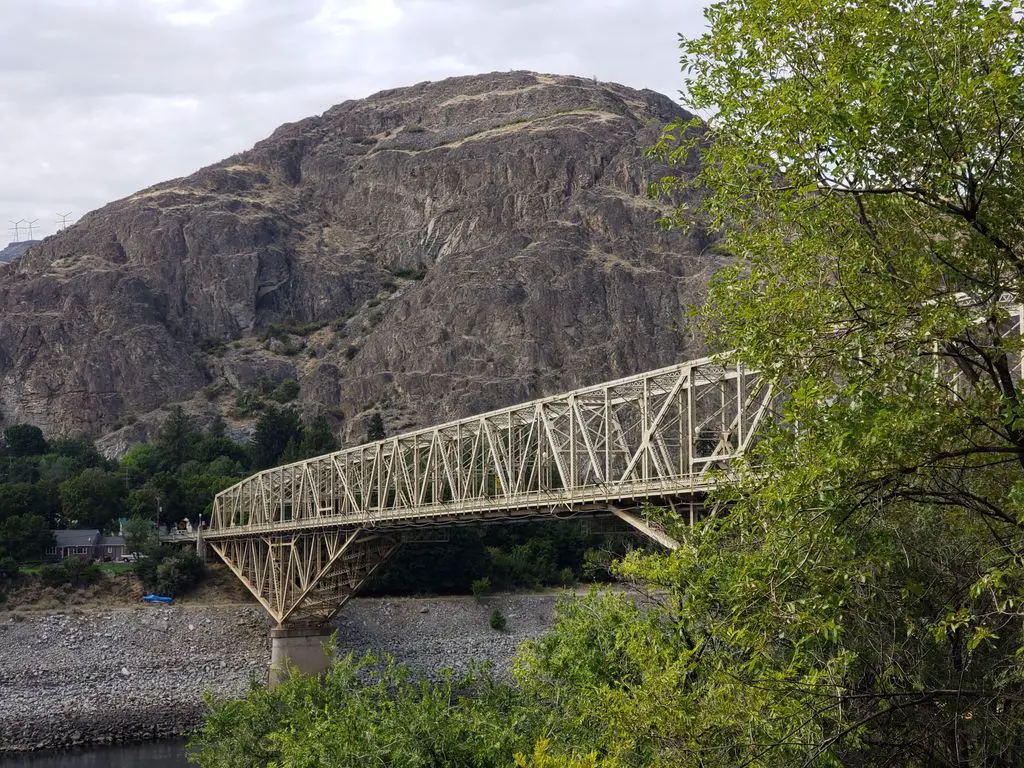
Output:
[269, 626, 332, 686]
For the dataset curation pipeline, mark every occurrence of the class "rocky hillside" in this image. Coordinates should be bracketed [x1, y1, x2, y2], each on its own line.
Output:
[0, 241, 39, 264]
[0, 71, 716, 451]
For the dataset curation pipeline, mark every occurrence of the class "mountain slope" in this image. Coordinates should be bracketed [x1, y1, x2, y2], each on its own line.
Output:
[0, 72, 716, 447]
[0, 241, 39, 264]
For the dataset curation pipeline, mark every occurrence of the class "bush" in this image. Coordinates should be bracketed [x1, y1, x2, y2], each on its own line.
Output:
[271, 378, 300, 404]
[489, 608, 507, 632]
[471, 576, 492, 598]
[235, 390, 264, 416]
[391, 263, 428, 280]
[39, 558, 103, 588]
[134, 547, 205, 596]
[0, 556, 18, 581]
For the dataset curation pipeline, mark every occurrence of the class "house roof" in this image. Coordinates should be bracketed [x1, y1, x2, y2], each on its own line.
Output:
[98, 536, 125, 547]
[52, 529, 100, 548]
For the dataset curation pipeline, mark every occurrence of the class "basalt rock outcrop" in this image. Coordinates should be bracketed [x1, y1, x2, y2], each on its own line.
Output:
[0, 71, 716, 448]
[0, 241, 39, 264]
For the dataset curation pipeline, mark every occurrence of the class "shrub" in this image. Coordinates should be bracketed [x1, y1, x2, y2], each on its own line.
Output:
[489, 608, 507, 632]
[391, 263, 428, 280]
[558, 567, 576, 587]
[0, 556, 18, 581]
[235, 390, 264, 416]
[39, 558, 103, 588]
[271, 378, 300, 404]
[471, 576, 492, 598]
[135, 547, 205, 597]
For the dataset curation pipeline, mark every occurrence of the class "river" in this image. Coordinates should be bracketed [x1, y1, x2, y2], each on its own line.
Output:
[0, 741, 190, 768]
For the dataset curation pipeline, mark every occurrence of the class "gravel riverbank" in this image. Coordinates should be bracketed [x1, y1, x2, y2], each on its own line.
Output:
[0, 593, 560, 753]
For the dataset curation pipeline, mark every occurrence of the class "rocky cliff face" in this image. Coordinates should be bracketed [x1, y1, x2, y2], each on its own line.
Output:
[0, 72, 717, 450]
[0, 241, 39, 264]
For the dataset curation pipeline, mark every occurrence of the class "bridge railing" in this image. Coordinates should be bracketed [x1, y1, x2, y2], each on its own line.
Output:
[210, 356, 773, 537]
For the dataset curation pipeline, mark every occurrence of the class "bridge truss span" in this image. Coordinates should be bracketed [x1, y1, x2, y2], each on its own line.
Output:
[209, 356, 771, 627]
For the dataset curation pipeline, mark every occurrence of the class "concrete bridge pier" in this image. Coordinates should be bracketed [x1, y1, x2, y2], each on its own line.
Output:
[269, 626, 333, 686]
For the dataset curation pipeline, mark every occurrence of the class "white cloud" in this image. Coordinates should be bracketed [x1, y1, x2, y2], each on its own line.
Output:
[0, 0, 709, 240]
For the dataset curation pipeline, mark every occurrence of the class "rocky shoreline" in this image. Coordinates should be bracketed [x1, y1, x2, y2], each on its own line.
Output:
[0, 594, 560, 753]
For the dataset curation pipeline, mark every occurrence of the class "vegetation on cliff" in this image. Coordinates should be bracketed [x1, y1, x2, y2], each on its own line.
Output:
[193, 1, 1024, 765]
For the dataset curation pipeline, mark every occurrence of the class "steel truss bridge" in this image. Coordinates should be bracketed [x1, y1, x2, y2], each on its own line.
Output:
[206, 355, 771, 628]
[196, 297, 1024, 637]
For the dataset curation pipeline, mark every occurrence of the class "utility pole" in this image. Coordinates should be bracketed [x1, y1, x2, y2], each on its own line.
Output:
[25, 219, 38, 240]
[56, 212, 72, 231]
[8, 219, 23, 241]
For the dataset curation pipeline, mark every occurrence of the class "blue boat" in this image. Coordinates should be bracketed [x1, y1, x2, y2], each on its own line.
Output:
[142, 594, 174, 604]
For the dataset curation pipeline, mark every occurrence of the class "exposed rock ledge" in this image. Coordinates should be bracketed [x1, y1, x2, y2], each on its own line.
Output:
[0, 594, 560, 753]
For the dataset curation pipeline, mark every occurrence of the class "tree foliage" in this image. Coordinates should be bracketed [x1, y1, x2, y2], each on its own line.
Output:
[365, 412, 386, 443]
[190, 653, 534, 768]
[250, 405, 303, 469]
[634, 0, 1024, 763]
[58, 468, 126, 531]
[3, 424, 47, 457]
[0, 514, 53, 564]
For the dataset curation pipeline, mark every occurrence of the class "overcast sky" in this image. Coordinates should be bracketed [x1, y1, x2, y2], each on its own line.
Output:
[0, 0, 707, 242]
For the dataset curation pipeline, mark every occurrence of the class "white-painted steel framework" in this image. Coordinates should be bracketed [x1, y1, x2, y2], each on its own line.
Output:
[208, 356, 771, 627]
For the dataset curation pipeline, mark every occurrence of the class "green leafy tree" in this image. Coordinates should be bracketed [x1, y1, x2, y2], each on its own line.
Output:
[3, 424, 47, 457]
[37, 455, 82, 484]
[192, 435, 250, 467]
[134, 546, 205, 596]
[126, 486, 163, 521]
[122, 515, 159, 555]
[47, 438, 106, 471]
[1, 456, 40, 484]
[0, 482, 60, 526]
[118, 443, 164, 488]
[622, 0, 1024, 764]
[0, 514, 53, 564]
[58, 468, 126, 531]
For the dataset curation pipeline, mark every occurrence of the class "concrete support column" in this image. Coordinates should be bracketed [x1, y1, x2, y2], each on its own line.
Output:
[269, 626, 332, 686]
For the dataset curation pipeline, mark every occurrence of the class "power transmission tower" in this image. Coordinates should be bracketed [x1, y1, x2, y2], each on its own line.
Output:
[8, 219, 23, 241]
[25, 219, 38, 239]
[56, 212, 72, 231]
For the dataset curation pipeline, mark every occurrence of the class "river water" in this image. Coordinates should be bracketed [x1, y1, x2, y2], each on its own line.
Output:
[0, 741, 190, 768]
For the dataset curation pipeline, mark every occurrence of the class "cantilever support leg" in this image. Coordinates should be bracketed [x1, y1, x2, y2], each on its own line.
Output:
[611, 508, 681, 550]
[210, 528, 401, 628]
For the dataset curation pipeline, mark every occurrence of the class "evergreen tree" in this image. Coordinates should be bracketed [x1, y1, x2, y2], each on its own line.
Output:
[155, 406, 200, 469]
[365, 413, 386, 443]
[300, 413, 337, 458]
[250, 406, 303, 469]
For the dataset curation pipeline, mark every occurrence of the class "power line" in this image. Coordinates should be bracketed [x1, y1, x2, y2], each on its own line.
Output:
[8, 219, 24, 241]
[24, 219, 38, 239]
[56, 212, 72, 231]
